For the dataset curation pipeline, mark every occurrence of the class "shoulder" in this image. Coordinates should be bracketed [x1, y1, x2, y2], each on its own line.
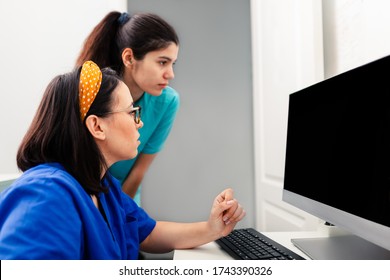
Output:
[159, 86, 180, 111]
[162, 86, 180, 100]
[0, 163, 84, 226]
[0, 163, 85, 259]
[24, 163, 79, 187]
[144, 86, 180, 107]
[5, 163, 84, 202]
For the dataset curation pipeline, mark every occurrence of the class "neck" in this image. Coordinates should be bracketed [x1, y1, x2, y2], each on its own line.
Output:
[130, 89, 144, 102]
[122, 70, 144, 102]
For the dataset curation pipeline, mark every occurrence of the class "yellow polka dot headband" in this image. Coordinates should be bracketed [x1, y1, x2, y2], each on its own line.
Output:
[79, 61, 102, 121]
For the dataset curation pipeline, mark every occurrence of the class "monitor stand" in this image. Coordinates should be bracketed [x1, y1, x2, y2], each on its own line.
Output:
[291, 235, 390, 260]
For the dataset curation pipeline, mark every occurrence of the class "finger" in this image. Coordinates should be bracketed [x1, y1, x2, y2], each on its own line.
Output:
[222, 199, 239, 221]
[215, 188, 234, 204]
[234, 208, 246, 222]
[224, 203, 245, 224]
[225, 210, 246, 226]
[214, 197, 235, 214]
[223, 188, 234, 202]
[215, 189, 234, 207]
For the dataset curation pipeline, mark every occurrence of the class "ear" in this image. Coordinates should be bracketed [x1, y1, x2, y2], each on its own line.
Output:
[122, 48, 134, 67]
[85, 115, 106, 141]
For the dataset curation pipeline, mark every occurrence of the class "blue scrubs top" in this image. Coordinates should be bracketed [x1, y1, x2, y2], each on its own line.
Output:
[0, 163, 156, 260]
[109, 86, 180, 205]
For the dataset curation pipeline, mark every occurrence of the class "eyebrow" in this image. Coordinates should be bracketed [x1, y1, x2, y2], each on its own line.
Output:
[159, 56, 177, 62]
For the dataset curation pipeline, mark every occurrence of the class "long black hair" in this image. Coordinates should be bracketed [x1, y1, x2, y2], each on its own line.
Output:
[17, 66, 121, 194]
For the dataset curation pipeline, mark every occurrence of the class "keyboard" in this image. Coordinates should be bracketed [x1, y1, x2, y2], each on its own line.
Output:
[215, 228, 305, 260]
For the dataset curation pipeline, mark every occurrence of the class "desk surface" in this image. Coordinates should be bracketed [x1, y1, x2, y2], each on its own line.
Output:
[173, 230, 333, 260]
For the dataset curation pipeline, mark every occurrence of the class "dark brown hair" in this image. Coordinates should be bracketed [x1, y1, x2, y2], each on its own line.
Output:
[75, 11, 179, 74]
[17, 67, 121, 194]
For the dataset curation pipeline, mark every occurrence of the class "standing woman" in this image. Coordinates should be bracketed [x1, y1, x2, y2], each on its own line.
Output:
[76, 11, 180, 205]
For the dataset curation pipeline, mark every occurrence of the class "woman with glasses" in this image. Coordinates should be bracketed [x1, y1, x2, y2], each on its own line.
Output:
[0, 61, 245, 259]
[76, 11, 180, 206]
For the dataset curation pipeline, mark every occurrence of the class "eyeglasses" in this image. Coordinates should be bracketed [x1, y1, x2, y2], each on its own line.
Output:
[106, 105, 142, 124]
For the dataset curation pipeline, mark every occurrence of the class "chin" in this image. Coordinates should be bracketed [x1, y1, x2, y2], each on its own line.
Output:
[122, 151, 138, 161]
[130, 150, 138, 159]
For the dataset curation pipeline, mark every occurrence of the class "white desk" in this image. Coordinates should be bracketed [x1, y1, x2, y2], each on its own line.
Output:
[173, 230, 337, 260]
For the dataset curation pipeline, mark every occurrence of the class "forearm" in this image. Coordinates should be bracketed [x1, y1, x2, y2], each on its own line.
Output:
[122, 153, 157, 198]
[140, 221, 221, 253]
[122, 171, 143, 198]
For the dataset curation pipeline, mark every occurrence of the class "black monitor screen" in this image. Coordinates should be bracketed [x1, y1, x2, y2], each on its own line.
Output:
[284, 55, 390, 228]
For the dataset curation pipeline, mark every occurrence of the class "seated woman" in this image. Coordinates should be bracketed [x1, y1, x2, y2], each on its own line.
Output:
[0, 61, 245, 259]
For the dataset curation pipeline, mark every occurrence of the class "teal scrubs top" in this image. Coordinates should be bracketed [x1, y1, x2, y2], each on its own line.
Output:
[109, 87, 180, 205]
[0, 163, 156, 260]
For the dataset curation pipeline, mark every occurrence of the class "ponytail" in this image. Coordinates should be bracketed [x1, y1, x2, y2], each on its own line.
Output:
[76, 11, 123, 72]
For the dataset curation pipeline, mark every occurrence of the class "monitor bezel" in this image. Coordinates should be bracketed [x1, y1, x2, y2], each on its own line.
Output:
[283, 189, 390, 251]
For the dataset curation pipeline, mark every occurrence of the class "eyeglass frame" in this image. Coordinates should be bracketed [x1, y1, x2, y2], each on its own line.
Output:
[105, 105, 142, 124]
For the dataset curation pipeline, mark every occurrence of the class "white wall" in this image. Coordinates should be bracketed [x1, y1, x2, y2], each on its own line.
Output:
[253, 0, 390, 231]
[323, 0, 390, 77]
[0, 0, 126, 174]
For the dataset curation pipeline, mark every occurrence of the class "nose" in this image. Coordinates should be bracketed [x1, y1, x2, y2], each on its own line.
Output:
[136, 120, 144, 129]
[164, 66, 175, 80]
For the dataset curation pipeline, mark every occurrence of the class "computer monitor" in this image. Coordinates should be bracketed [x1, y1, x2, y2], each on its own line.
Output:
[282, 55, 390, 259]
